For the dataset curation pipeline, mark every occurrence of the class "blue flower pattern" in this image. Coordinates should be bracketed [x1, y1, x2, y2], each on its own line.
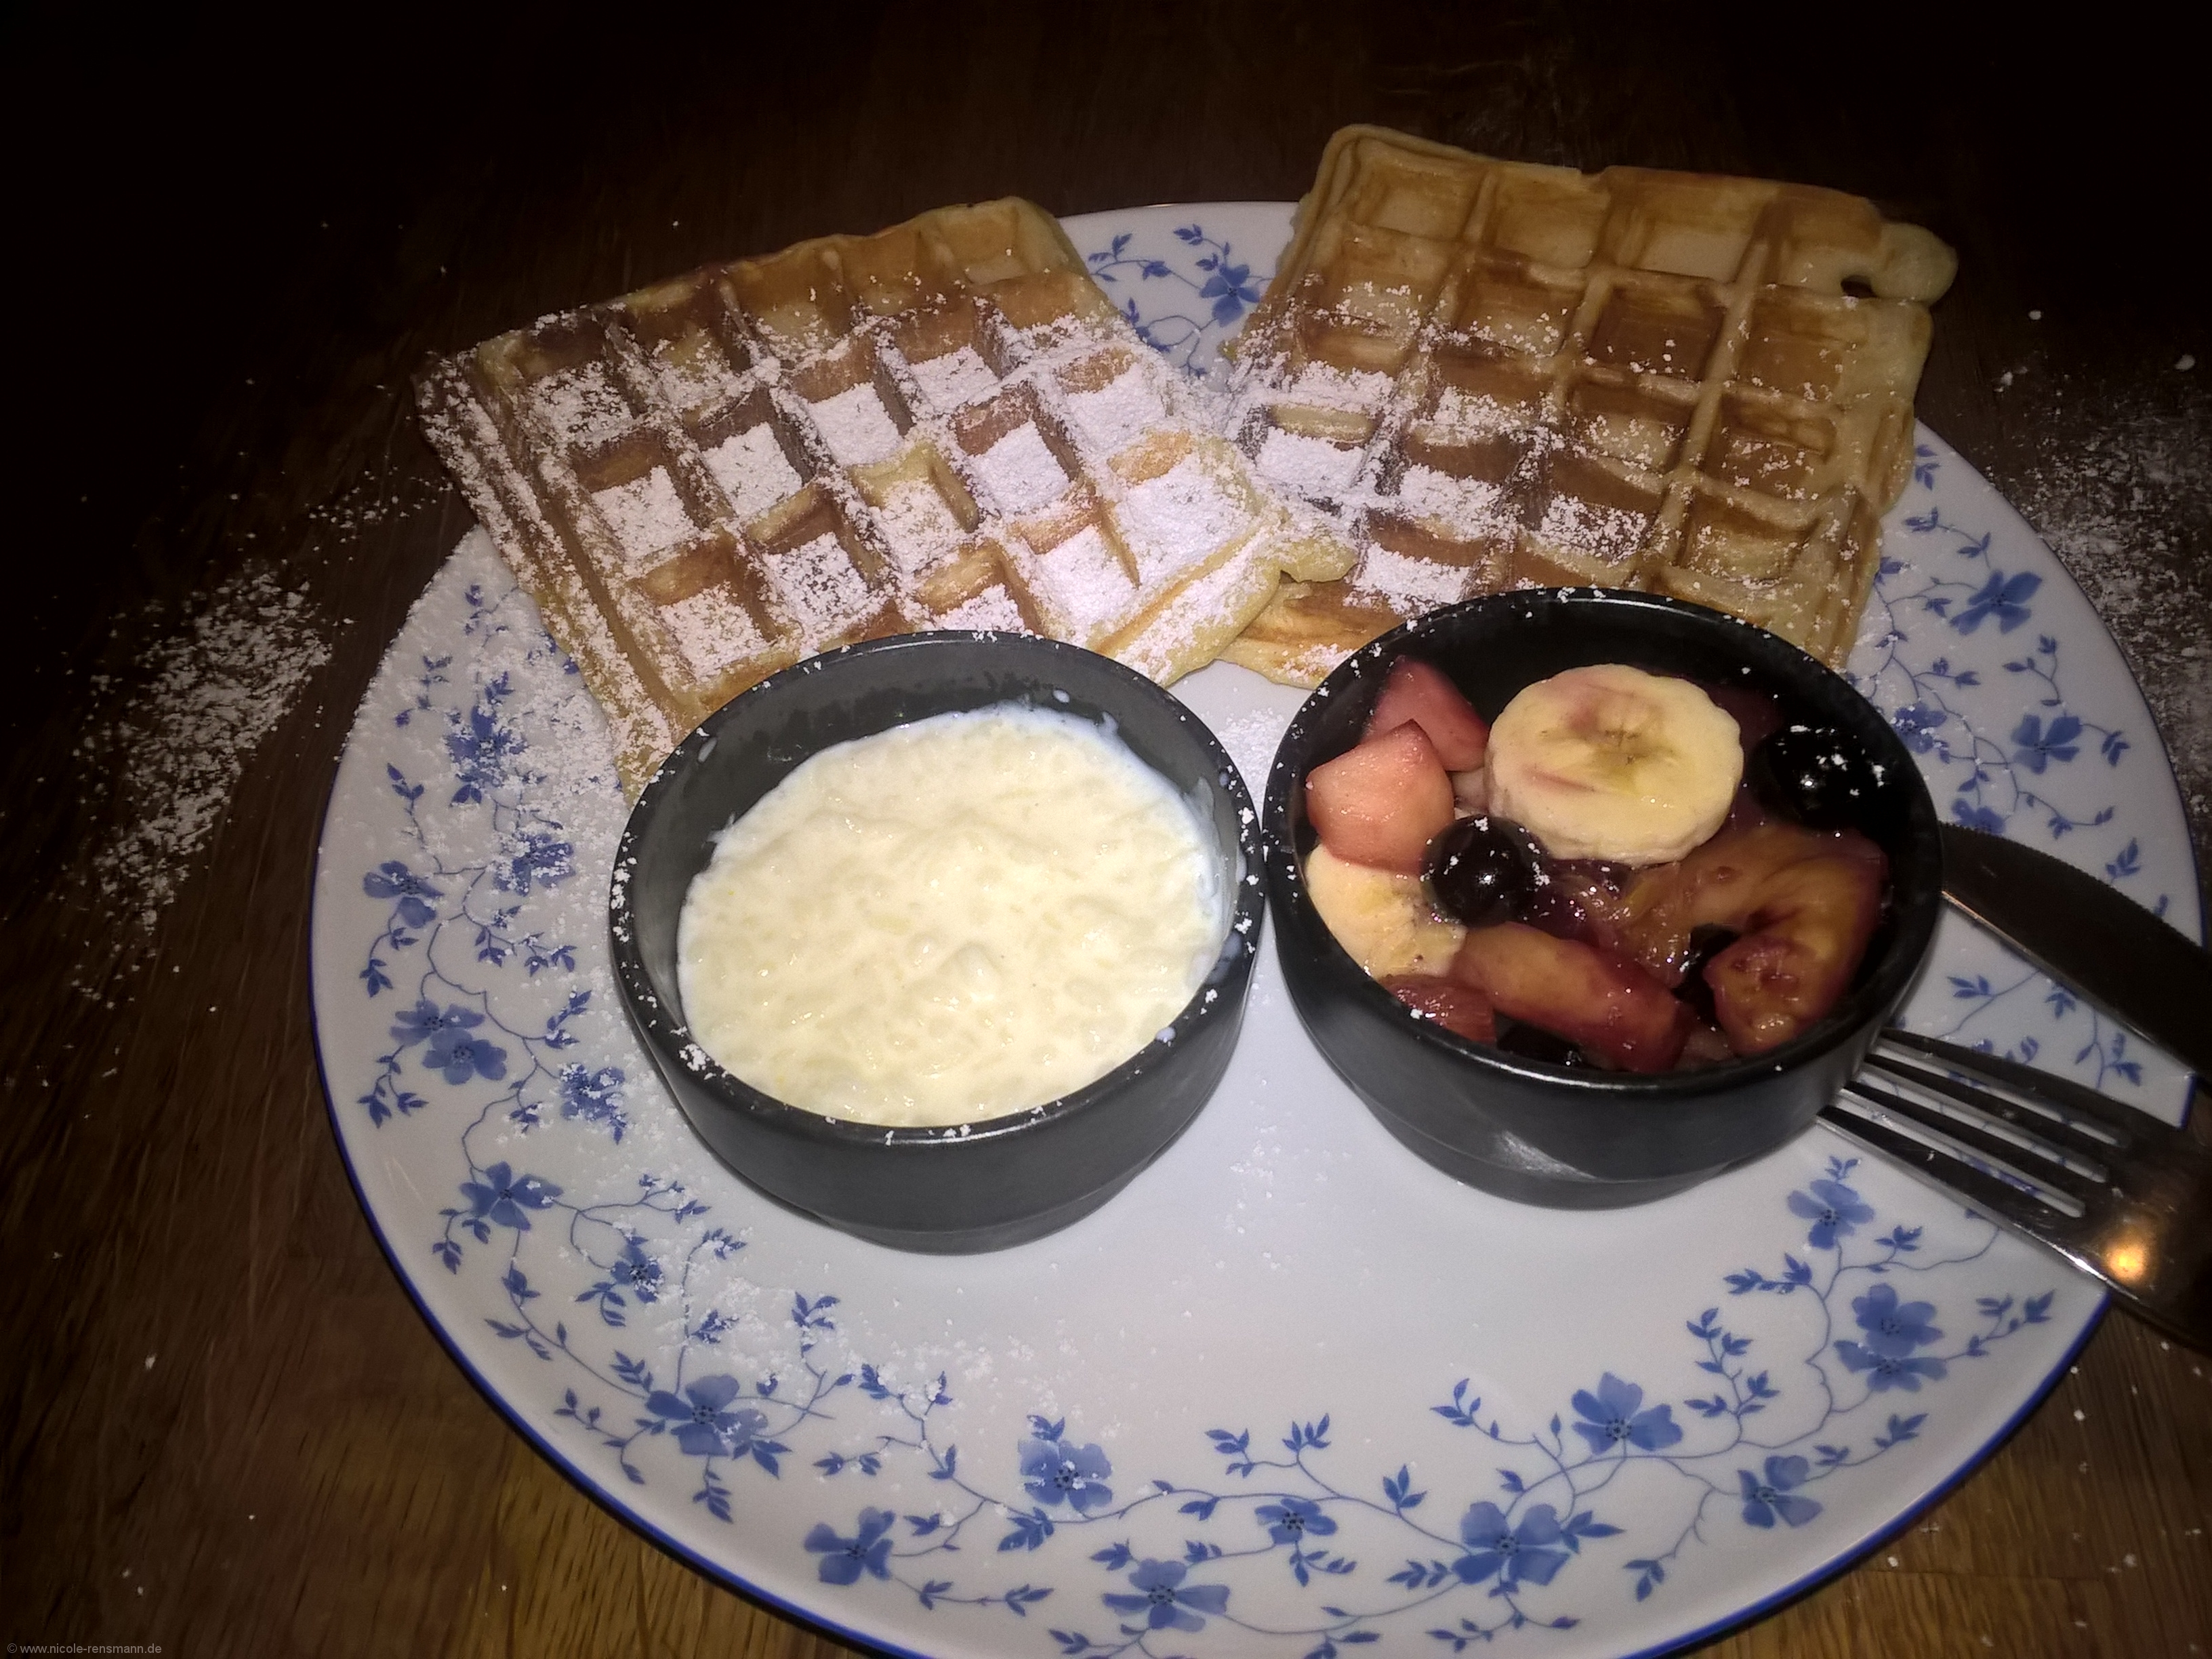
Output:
[327, 229, 2144, 1654]
[1856, 447, 2182, 1090]
[1021, 1429, 1115, 1515]
[1570, 1373, 1684, 1456]
[455, 1147, 2043, 1654]
[1737, 1457, 1821, 1530]
[1455, 1501, 1572, 1590]
[649, 1375, 773, 1460]
[1086, 223, 1263, 374]
[1101, 1558, 1231, 1632]
[1787, 1178, 1876, 1250]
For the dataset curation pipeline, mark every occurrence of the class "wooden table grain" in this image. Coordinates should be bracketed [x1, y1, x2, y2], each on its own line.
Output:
[5, 10, 2208, 1656]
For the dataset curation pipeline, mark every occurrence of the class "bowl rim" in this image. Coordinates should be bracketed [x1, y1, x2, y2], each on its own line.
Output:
[1263, 587, 1944, 1097]
[609, 629, 1267, 1151]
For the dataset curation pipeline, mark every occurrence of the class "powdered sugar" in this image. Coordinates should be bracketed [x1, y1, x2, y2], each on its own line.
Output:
[660, 586, 766, 678]
[933, 588, 1029, 632]
[87, 568, 332, 932]
[1288, 359, 1394, 413]
[705, 425, 802, 523]
[534, 363, 634, 448]
[1427, 387, 1528, 435]
[873, 479, 968, 576]
[2008, 388, 2212, 863]
[1113, 542, 1270, 680]
[1115, 455, 1247, 581]
[1395, 464, 1513, 536]
[1027, 523, 1136, 640]
[970, 424, 1069, 515]
[1353, 545, 1478, 610]
[653, 338, 744, 410]
[1200, 705, 1294, 801]
[1532, 491, 1648, 564]
[907, 346, 1001, 414]
[767, 531, 874, 649]
[1256, 428, 1364, 496]
[807, 383, 903, 468]
[593, 467, 695, 567]
[1063, 365, 1168, 455]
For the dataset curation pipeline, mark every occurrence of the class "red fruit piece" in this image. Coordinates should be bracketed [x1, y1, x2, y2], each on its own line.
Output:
[1364, 658, 1490, 770]
[1305, 722, 1456, 874]
[1453, 922, 1690, 1073]
[1382, 975, 1498, 1044]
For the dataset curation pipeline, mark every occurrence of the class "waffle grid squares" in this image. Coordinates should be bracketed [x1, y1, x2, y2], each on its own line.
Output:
[1221, 127, 1955, 684]
[418, 199, 1353, 792]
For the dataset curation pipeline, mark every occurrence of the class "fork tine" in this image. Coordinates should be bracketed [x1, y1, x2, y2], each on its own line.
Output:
[1859, 1052, 2116, 1177]
[1872, 1029, 2165, 1141]
[1821, 1090, 2086, 1237]
[1829, 1082, 2093, 1221]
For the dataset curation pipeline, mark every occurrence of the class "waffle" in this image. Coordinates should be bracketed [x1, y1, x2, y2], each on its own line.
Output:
[1218, 126, 1957, 684]
[417, 199, 1353, 793]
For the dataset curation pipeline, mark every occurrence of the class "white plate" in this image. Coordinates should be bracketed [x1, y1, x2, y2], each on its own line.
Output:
[313, 204, 2198, 1658]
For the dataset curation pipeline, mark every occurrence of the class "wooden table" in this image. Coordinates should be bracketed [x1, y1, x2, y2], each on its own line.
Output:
[6, 12, 2207, 1655]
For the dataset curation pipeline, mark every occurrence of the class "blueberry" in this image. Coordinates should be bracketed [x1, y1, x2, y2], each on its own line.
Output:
[1423, 816, 1546, 927]
[1493, 1018, 1591, 1067]
[1748, 724, 1883, 831]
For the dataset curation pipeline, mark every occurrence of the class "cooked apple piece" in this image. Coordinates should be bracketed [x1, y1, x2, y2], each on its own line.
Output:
[1382, 975, 1497, 1043]
[1610, 821, 1886, 1051]
[1703, 838, 1885, 1052]
[1452, 922, 1690, 1073]
[1305, 844, 1467, 977]
[1305, 721, 1457, 874]
[1363, 657, 1491, 769]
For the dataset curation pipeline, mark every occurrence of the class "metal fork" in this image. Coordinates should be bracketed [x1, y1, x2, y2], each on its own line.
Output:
[1822, 1029, 2212, 1351]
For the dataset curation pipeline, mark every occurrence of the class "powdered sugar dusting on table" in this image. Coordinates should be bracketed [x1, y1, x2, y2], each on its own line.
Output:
[2009, 388, 2212, 870]
[89, 568, 332, 931]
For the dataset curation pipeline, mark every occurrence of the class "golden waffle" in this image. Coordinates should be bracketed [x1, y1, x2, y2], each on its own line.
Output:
[1218, 126, 1956, 684]
[417, 199, 1353, 793]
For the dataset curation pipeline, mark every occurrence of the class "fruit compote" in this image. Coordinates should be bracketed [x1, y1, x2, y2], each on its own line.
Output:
[1303, 655, 1892, 1073]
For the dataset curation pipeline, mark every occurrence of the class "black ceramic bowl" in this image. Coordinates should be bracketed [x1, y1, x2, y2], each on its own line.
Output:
[611, 632, 1261, 1253]
[1264, 588, 1942, 1209]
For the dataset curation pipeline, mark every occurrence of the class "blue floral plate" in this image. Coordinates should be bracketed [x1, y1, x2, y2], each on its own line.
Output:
[312, 204, 2200, 1658]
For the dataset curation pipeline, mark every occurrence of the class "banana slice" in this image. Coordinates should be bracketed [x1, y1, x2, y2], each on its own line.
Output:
[1487, 664, 1742, 865]
[1304, 844, 1466, 977]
